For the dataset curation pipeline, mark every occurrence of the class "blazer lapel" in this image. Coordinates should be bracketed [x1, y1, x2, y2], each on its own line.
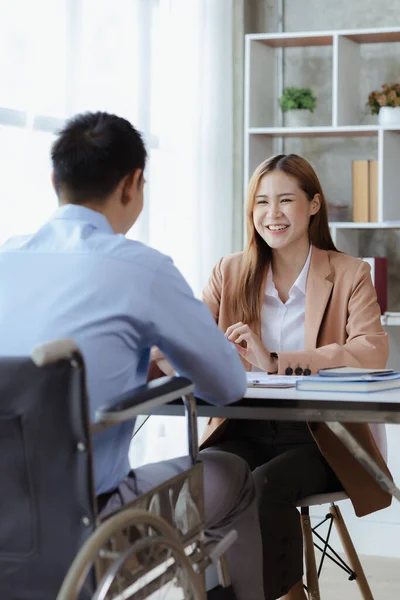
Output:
[304, 248, 333, 349]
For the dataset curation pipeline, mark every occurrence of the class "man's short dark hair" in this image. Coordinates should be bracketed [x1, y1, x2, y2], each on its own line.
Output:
[51, 112, 147, 203]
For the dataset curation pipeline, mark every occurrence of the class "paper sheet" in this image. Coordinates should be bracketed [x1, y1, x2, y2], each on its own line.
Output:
[246, 373, 304, 388]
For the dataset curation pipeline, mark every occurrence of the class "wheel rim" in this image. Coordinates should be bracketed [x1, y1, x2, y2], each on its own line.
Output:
[93, 534, 200, 600]
[57, 509, 203, 600]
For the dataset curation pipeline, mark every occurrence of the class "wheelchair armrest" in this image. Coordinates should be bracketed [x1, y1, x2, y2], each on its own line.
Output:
[93, 376, 194, 430]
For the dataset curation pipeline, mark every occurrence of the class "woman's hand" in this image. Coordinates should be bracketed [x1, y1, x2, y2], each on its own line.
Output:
[149, 346, 175, 376]
[225, 322, 277, 373]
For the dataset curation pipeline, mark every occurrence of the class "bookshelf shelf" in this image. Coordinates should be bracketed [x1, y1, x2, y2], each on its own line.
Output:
[249, 126, 400, 138]
[247, 27, 400, 48]
[381, 313, 400, 327]
[329, 221, 400, 229]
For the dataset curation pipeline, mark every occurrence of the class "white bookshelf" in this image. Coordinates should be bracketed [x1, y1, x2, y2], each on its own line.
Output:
[245, 29, 400, 562]
[244, 26, 400, 325]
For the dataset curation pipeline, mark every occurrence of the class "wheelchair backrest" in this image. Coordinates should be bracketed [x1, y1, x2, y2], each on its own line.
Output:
[0, 355, 96, 600]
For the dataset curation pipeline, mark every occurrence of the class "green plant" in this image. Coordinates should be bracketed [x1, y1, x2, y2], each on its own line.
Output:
[279, 87, 317, 113]
[367, 82, 400, 115]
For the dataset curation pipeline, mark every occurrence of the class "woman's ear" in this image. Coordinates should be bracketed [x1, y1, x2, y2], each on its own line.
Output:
[310, 193, 321, 215]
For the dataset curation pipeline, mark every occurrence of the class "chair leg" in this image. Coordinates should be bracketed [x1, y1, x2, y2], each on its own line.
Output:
[301, 508, 321, 600]
[329, 504, 374, 600]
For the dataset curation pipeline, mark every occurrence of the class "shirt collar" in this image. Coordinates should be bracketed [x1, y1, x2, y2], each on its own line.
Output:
[266, 244, 313, 298]
[50, 204, 115, 234]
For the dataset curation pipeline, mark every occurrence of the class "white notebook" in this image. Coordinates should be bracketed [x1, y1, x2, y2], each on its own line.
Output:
[297, 368, 400, 393]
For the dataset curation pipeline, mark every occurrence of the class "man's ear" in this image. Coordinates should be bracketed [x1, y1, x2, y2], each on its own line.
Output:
[133, 168, 143, 189]
[310, 193, 321, 215]
[121, 169, 143, 206]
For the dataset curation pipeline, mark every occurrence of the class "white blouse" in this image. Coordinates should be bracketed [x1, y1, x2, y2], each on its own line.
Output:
[252, 245, 312, 372]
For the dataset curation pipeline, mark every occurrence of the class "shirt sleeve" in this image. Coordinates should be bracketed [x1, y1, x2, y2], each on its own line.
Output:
[147, 256, 246, 406]
[276, 261, 389, 374]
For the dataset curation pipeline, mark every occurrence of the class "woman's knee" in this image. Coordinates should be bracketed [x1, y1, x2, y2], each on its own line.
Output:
[253, 462, 293, 506]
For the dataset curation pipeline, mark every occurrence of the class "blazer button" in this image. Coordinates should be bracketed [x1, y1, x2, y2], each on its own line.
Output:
[285, 367, 293, 375]
[304, 368, 311, 376]
[295, 367, 303, 375]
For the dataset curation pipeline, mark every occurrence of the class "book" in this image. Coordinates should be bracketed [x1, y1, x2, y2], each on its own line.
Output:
[296, 377, 400, 393]
[368, 160, 378, 222]
[296, 368, 400, 393]
[352, 160, 369, 222]
[351, 159, 378, 223]
[318, 367, 394, 377]
[361, 257, 388, 314]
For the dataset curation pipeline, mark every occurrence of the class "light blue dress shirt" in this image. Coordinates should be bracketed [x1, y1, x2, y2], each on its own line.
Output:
[0, 205, 246, 494]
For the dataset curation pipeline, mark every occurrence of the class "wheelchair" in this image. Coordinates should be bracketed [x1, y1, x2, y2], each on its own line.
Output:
[0, 340, 236, 600]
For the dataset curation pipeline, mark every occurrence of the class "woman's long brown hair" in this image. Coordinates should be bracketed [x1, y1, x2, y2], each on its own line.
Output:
[230, 154, 337, 330]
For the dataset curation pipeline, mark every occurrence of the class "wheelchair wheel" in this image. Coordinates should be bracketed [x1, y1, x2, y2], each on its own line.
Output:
[57, 508, 204, 600]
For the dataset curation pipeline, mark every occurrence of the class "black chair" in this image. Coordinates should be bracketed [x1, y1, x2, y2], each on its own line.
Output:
[0, 340, 236, 600]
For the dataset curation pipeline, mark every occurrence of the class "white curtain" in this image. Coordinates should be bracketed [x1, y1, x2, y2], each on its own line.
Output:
[145, 0, 234, 296]
[130, 0, 235, 467]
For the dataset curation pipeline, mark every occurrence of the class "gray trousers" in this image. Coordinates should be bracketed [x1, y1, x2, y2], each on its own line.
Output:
[99, 449, 264, 600]
[211, 420, 342, 600]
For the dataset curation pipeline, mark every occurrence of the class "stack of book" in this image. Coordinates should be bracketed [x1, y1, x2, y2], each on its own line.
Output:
[352, 159, 378, 222]
[361, 256, 387, 314]
[296, 367, 400, 393]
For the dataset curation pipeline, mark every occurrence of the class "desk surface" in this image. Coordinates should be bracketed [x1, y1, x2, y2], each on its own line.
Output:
[151, 386, 400, 424]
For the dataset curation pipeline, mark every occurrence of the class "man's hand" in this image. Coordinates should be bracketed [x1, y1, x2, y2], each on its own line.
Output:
[225, 322, 277, 373]
[150, 346, 175, 376]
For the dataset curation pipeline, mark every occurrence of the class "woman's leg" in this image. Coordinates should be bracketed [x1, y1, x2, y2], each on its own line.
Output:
[208, 436, 271, 471]
[253, 444, 335, 600]
[280, 580, 307, 600]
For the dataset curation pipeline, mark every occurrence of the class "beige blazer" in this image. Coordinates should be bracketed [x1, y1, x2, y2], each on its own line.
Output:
[200, 247, 392, 517]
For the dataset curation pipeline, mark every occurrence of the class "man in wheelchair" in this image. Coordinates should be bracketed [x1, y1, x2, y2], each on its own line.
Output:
[0, 112, 263, 600]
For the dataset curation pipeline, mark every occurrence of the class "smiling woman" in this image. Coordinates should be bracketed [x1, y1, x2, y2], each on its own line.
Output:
[232, 154, 337, 328]
[195, 153, 391, 600]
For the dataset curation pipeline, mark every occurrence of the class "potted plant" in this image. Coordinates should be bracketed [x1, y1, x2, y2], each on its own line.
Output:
[279, 87, 317, 128]
[367, 82, 400, 126]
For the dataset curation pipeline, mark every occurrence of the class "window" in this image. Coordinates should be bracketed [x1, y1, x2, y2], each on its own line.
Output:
[0, 0, 158, 245]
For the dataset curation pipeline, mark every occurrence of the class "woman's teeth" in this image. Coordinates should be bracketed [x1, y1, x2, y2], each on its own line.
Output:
[267, 225, 288, 231]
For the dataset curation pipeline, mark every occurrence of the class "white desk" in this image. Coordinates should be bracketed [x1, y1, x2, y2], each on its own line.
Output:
[152, 385, 400, 423]
[151, 386, 400, 502]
